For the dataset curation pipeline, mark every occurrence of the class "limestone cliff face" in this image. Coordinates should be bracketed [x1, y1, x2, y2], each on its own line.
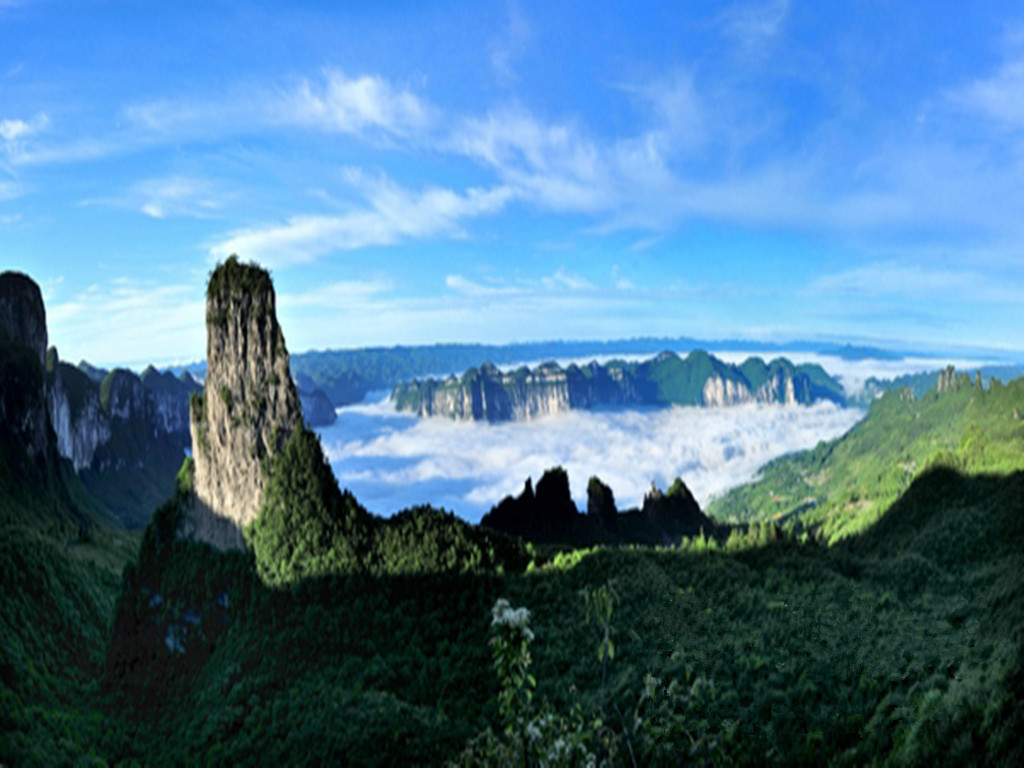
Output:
[396, 351, 845, 421]
[46, 359, 111, 471]
[701, 375, 753, 407]
[140, 366, 200, 436]
[184, 257, 302, 550]
[395, 361, 649, 422]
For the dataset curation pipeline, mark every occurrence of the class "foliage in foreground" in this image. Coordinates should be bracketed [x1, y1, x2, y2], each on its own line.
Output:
[86, 465, 1023, 765]
[246, 426, 530, 586]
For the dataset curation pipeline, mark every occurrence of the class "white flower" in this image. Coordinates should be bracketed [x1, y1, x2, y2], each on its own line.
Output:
[491, 598, 532, 629]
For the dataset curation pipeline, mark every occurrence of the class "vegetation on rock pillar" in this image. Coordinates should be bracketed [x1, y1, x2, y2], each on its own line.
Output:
[246, 425, 371, 585]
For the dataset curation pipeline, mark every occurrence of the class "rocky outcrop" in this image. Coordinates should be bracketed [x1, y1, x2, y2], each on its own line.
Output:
[0, 271, 48, 368]
[184, 256, 303, 550]
[0, 272, 51, 461]
[481, 467, 715, 547]
[638, 478, 710, 539]
[298, 388, 337, 427]
[937, 365, 958, 394]
[701, 375, 753, 406]
[395, 351, 845, 422]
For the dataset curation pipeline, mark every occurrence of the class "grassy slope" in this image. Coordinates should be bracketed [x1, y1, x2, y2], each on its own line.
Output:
[707, 373, 1024, 542]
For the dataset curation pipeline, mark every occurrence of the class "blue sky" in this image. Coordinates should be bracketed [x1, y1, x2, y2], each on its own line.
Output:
[2, 0, 1023, 368]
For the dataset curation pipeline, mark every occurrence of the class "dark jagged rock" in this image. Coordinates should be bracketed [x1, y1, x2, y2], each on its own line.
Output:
[587, 476, 617, 531]
[0, 272, 51, 462]
[637, 477, 709, 539]
[481, 467, 715, 547]
[0, 271, 48, 368]
[0, 272, 99, 531]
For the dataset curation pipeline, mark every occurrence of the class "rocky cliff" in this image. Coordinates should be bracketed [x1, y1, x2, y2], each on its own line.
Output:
[184, 256, 303, 550]
[394, 350, 845, 422]
[40, 350, 198, 526]
[46, 355, 111, 471]
[0, 272, 98, 530]
[0, 272, 52, 463]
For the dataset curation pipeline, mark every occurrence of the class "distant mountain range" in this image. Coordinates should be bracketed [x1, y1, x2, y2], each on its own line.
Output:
[167, 337, 923, 409]
[392, 350, 846, 422]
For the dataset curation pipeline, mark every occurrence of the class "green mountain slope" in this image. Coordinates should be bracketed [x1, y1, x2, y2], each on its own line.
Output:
[707, 370, 1024, 541]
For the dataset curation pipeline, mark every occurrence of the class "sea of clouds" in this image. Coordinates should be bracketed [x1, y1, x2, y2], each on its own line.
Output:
[314, 350, 993, 523]
[317, 396, 863, 523]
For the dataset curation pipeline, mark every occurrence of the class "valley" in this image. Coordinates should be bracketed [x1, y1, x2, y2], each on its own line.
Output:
[2, 260, 1022, 765]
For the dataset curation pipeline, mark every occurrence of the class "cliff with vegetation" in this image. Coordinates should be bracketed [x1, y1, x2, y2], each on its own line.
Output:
[43, 351, 199, 527]
[184, 256, 303, 549]
[393, 350, 845, 421]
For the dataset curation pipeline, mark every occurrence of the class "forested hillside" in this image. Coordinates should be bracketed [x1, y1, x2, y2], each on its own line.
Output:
[707, 369, 1024, 542]
[3, 262, 1022, 764]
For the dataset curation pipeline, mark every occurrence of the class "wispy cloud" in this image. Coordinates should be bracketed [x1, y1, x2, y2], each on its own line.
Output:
[280, 69, 435, 138]
[210, 170, 513, 267]
[1, 112, 49, 169]
[80, 175, 227, 219]
[0, 179, 23, 200]
[444, 274, 519, 297]
[949, 58, 1024, 130]
[47, 278, 206, 367]
[719, 0, 790, 53]
[541, 268, 593, 291]
[123, 69, 435, 143]
[0, 113, 49, 142]
[280, 277, 395, 308]
[490, 1, 531, 84]
[810, 261, 1024, 305]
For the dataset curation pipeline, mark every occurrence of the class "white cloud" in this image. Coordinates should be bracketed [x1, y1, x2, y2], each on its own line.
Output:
[318, 396, 864, 522]
[80, 175, 226, 219]
[950, 59, 1024, 130]
[451, 108, 615, 213]
[282, 69, 434, 137]
[445, 274, 518, 297]
[124, 69, 434, 143]
[48, 278, 206, 368]
[540, 268, 593, 291]
[0, 113, 48, 142]
[136, 175, 223, 219]
[280, 278, 395, 308]
[210, 171, 513, 267]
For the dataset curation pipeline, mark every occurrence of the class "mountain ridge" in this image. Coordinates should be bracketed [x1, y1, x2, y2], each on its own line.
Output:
[393, 350, 845, 422]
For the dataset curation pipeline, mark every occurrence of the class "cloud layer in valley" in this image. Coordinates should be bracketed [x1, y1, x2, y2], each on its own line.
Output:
[317, 397, 864, 524]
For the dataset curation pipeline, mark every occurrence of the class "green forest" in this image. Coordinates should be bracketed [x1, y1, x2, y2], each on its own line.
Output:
[2, 358, 1022, 765]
